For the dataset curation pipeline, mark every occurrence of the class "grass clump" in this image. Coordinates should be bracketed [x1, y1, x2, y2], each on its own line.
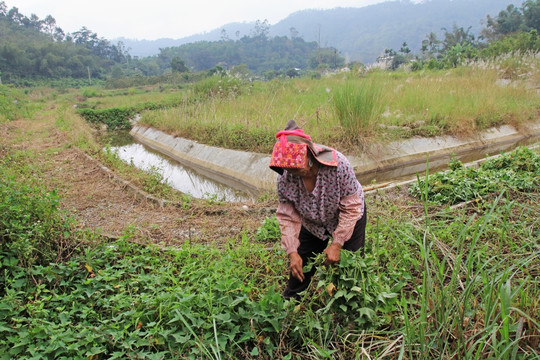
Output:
[333, 79, 384, 137]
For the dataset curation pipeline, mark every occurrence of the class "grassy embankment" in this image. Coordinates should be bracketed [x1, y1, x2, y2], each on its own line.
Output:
[132, 58, 539, 155]
[0, 76, 539, 358]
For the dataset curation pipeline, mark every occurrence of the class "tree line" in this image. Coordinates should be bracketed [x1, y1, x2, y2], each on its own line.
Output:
[0, 1, 132, 82]
[0, 0, 538, 85]
[0, 4, 344, 84]
[380, 0, 540, 70]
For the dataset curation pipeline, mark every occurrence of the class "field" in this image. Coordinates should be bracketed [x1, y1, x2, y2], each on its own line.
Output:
[0, 62, 539, 359]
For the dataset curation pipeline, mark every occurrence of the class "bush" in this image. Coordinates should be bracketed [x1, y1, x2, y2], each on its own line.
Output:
[77, 107, 135, 130]
[0, 159, 72, 270]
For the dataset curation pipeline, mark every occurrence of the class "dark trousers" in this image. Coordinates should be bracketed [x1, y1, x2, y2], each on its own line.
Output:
[283, 205, 366, 299]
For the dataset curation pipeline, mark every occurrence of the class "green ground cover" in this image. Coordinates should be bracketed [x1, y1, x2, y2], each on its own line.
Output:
[1, 144, 538, 359]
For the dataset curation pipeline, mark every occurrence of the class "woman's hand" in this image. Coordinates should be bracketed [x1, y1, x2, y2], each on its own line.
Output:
[323, 243, 342, 265]
[289, 252, 304, 282]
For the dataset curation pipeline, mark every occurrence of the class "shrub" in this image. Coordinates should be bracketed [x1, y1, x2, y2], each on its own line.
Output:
[77, 107, 135, 130]
[0, 159, 72, 270]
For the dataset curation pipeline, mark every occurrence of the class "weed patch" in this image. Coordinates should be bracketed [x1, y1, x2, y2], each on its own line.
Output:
[0, 152, 76, 270]
[409, 146, 540, 205]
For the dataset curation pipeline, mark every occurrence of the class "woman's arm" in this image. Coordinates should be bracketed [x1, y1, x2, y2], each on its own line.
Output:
[276, 202, 302, 254]
[332, 193, 364, 247]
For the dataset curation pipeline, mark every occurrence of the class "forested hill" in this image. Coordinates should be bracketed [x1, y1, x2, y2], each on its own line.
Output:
[122, 0, 522, 63]
[0, 0, 343, 81]
[0, 3, 130, 82]
[272, 0, 523, 63]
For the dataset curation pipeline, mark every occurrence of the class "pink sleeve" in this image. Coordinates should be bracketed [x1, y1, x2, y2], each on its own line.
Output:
[332, 193, 364, 247]
[276, 202, 302, 255]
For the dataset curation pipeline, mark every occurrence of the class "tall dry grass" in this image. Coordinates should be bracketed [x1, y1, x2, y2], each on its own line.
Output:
[132, 55, 539, 153]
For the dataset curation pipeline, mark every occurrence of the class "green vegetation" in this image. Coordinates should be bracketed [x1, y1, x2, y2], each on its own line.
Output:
[0, 85, 42, 122]
[255, 216, 281, 242]
[333, 79, 384, 135]
[0, 3, 343, 85]
[410, 146, 540, 205]
[137, 61, 538, 153]
[0, 150, 75, 268]
[1, 1, 539, 357]
[383, 0, 540, 71]
[1, 141, 538, 358]
[77, 107, 136, 130]
[155, 30, 341, 77]
[0, 3, 130, 84]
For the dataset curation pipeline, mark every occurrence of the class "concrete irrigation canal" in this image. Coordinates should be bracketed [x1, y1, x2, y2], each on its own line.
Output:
[109, 121, 540, 201]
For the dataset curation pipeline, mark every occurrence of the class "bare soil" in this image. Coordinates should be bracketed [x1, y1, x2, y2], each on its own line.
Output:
[1, 117, 275, 247]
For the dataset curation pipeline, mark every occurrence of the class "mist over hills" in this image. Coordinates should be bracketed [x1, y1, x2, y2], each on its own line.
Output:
[119, 0, 522, 64]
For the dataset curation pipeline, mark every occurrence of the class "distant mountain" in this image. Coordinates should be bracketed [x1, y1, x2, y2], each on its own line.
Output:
[117, 22, 254, 58]
[119, 0, 522, 63]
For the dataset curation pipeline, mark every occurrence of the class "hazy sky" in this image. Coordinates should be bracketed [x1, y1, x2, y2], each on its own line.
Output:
[4, 0, 400, 40]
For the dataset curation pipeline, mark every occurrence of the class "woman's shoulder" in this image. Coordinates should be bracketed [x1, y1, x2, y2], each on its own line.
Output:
[333, 151, 353, 169]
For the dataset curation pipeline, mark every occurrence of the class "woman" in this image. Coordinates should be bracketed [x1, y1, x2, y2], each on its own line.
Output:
[269, 120, 366, 299]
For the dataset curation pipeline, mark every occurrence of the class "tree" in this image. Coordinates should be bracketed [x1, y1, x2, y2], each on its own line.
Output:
[171, 57, 188, 72]
[443, 43, 476, 67]
[308, 47, 345, 69]
[220, 29, 229, 41]
[286, 68, 299, 78]
[523, 0, 540, 32]
[391, 54, 407, 70]
[289, 27, 299, 39]
[42, 15, 57, 38]
[421, 32, 441, 59]
[441, 24, 475, 52]
[53, 27, 65, 42]
[27, 14, 42, 30]
[251, 19, 270, 40]
[0, 1, 7, 16]
[489, 4, 524, 35]
[7, 7, 24, 24]
[399, 42, 411, 55]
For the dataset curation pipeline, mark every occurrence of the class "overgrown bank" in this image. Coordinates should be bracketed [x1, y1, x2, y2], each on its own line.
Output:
[72, 56, 540, 156]
[1, 127, 538, 358]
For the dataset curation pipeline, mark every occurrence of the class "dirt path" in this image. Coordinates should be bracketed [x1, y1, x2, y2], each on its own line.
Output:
[1, 117, 274, 247]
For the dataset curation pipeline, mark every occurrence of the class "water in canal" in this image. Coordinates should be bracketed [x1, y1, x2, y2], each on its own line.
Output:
[105, 132, 253, 202]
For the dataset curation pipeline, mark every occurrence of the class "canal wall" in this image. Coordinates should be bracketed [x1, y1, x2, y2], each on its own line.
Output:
[131, 121, 540, 191]
[130, 126, 276, 192]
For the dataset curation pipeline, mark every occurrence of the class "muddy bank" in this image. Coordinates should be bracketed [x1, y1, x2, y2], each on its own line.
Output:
[131, 121, 540, 191]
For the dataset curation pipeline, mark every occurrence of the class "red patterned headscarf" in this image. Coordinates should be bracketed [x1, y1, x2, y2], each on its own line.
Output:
[269, 120, 337, 175]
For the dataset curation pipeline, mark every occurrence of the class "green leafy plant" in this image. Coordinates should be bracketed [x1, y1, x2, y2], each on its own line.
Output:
[255, 215, 281, 242]
[409, 147, 540, 205]
[0, 155, 74, 269]
[77, 107, 136, 130]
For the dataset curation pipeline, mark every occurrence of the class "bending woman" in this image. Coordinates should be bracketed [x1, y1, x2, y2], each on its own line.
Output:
[269, 120, 366, 299]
